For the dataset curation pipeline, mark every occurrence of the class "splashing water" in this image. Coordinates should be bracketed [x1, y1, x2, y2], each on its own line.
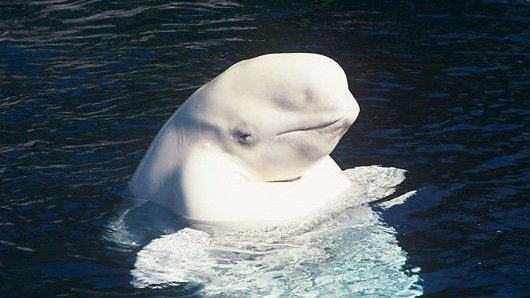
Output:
[109, 166, 423, 296]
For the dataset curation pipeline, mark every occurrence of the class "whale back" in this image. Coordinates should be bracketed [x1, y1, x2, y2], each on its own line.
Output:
[129, 111, 190, 207]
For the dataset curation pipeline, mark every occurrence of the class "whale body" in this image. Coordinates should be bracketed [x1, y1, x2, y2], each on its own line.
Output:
[129, 53, 360, 221]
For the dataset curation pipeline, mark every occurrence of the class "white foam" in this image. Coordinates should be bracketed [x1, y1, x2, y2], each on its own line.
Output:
[127, 165, 422, 296]
[379, 190, 418, 209]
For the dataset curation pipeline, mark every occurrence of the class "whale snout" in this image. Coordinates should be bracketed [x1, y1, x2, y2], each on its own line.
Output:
[339, 93, 360, 128]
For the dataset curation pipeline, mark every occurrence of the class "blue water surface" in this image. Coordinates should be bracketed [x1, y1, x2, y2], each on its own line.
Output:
[1, 0, 529, 296]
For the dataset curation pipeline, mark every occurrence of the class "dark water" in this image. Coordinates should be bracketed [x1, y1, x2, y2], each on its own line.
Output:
[1, 0, 529, 296]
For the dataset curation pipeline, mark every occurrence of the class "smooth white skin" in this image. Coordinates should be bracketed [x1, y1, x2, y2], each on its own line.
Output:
[129, 53, 360, 222]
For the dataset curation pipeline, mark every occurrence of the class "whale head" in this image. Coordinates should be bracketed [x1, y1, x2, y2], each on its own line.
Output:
[182, 53, 359, 181]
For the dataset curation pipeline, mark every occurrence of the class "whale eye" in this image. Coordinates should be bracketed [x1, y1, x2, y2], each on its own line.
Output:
[237, 132, 252, 144]
[232, 124, 255, 145]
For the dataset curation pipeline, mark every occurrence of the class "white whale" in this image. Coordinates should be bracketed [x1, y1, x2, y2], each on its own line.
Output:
[129, 53, 360, 221]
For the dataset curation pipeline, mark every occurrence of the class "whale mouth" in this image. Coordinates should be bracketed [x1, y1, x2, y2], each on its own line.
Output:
[276, 115, 346, 137]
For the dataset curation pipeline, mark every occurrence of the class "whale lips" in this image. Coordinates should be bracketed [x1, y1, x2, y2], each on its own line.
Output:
[276, 115, 347, 137]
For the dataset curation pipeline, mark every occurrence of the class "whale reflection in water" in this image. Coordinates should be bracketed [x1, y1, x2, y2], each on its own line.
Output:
[108, 165, 423, 297]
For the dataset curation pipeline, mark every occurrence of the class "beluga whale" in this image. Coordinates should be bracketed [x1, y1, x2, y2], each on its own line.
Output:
[128, 53, 360, 222]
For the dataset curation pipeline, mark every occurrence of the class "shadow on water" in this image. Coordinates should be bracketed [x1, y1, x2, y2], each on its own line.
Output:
[1, 0, 529, 296]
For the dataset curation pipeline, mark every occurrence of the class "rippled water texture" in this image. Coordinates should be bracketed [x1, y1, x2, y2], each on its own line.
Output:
[1, 1, 529, 296]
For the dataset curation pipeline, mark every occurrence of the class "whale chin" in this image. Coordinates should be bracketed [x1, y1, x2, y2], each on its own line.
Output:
[254, 167, 307, 184]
